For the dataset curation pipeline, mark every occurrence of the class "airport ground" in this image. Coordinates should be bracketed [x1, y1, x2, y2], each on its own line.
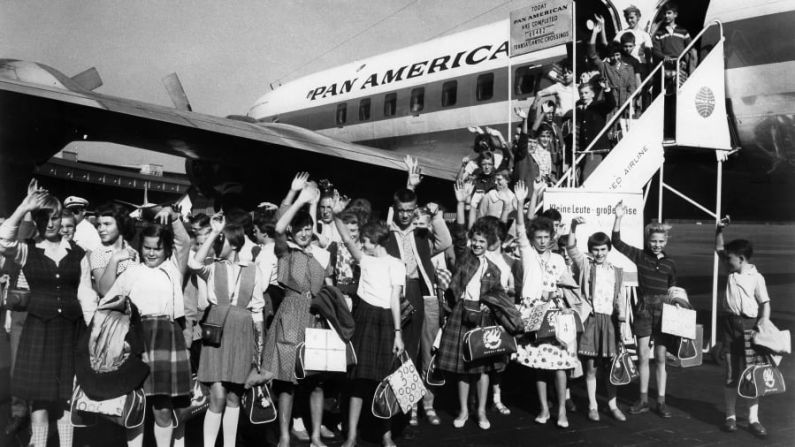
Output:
[1, 222, 793, 446]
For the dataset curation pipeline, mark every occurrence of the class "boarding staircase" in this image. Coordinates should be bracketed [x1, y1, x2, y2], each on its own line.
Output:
[553, 21, 731, 198]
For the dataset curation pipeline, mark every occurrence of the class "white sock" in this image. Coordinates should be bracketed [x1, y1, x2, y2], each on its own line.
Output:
[748, 402, 760, 423]
[293, 417, 306, 432]
[493, 387, 502, 404]
[222, 406, 240, 446]
[57, 412, 74, 447]
[608, 397, 618, 410]
[30, 421, 48, 447]
[203, 410, 223, 447]
[127, 424, 144, 447]
[173, 423, 186, 447]
[153, 423, 174, 447]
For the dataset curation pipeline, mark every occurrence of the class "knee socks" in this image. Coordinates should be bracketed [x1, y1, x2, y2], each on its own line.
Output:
[153, 422, 174, 447]
[57, 412, 73, 447]
[203, 409, 223, 447]
[30, 421, 48, 447]
[127, 424, 144, 447]
[222, 407, 240, 446]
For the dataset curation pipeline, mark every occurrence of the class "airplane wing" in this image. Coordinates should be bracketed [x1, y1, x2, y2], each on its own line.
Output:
[0, 61, 458, 190]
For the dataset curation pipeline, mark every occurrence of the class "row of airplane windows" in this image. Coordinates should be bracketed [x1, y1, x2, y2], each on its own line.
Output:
[334, 65, 538, 125]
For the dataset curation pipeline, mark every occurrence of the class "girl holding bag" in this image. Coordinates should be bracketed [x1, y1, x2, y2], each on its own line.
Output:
[436, 197, 511, 431]
[332, 207, 405, 447]
[189, 213, 266, 447]
[260, 174, 333, 447]
[513, 182, 576, 429]
[567, 217, 627, 422]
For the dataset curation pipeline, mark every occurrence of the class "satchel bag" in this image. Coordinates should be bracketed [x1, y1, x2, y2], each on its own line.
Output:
[242, 383, 277, 424]
[385, 351, 426, 413]
[609, 343, 639, 386]
[463, 325, 517, 362]
[5, 288, 30, 312]
[372, 377, 400, 419]
[200, 305, 232, 347]
[462, 300, 482, 326]
[71, 385, 146, 429]
[737, 356, 786, 399]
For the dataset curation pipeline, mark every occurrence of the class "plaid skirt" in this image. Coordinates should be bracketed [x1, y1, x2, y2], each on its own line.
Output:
[578, 313, 618, 358]
[349, 299, 396, 381]
[437, 300, 505, 375]
[141, 316, 192, 397]
[12, 313, 84, 402]
[198, 306, 256, 385]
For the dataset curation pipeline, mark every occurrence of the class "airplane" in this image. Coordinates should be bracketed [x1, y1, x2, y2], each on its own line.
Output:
[1, 0, 793, 219]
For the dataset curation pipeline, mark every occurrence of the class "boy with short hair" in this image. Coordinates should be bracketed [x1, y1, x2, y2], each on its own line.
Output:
[715, 217, 771, 438]
[614, 5, 652, 65]
[652, 2, 697, 79]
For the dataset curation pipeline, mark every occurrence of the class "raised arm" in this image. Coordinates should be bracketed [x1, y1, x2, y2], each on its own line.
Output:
[275, 182, 319, 235]
[714, 215, 730, 259]
[278, 172, 309, 219]
[611, 201, 643, 262]
[588, 27, 605, 69]
[155, 206, 190, 275]
[513, 181, 530, 247]
[596, 15, 609, 46]
[453, 180, 472, 226]
[189, 213, 224, 274]
[427, 202, 452, 256]
[94, 248, 136, 296]
[566, 217, 588, 276]
[0, 179, 48, 260]
[405, 155, 422, 191]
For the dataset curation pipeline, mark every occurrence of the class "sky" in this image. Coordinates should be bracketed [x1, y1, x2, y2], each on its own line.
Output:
[1, 0, 517, 118]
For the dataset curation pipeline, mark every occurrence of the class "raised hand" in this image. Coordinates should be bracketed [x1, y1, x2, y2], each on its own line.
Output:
[296, 182, 320, 204]
[614, 201, 626, 218]
[331, 189, 349, 215]
[570, 216, 585, 231]
[290, 172, 310, 192]
[454, 180, 470, 203]
[405, 155, 422, 189]
[513, 180, 529, 203]
[210, 212, 225, 234]
[154, 206, 177, 225]
[426, 202, 440, 216]
[514, 107, 527, 120]
[717, 215, 731, 229]
[594, 14, 605, 32]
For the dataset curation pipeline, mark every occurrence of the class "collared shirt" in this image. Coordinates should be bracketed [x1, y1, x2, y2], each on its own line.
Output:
[593, 263, 616, 315]
[724, 264, 770, 318]
[89, 240, 139, 277]
[390, 224, 419, 279]
[463, 255, 488, 301]
[74, 219, 102, 252]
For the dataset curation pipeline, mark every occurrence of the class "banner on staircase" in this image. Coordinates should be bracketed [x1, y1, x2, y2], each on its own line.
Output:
[676, 38, 732, 150]
[544, 188, 644, 285]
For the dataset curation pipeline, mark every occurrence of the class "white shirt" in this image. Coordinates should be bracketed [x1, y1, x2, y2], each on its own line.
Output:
[102, 260, 185, 320]
[519, 237, 566, 303]
[192, 260, 265, 322]
[592, 263, 616, 315]
[74, 219, 102, 253]
[256, 242, 279, 286]
[536, 82, 575, 117]
[357, 254, 405, 309]
[724, 264, 770, 318]
[318, 221, 341, 248]
[463, 256, 488, 301]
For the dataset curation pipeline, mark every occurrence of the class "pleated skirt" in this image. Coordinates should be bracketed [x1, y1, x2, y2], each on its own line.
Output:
[198, 306, 256, 385]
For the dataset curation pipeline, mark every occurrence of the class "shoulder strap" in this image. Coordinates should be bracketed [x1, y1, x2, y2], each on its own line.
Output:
[236, 263, 257, 308]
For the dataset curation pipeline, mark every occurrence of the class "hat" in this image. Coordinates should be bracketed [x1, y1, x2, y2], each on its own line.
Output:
[64, 196, 89, 209]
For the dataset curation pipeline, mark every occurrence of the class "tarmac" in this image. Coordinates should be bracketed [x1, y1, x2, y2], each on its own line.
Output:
[1, 222, 794, 446]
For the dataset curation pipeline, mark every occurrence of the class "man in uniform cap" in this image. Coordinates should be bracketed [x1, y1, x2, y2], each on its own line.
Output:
[64, 196, 101, 252]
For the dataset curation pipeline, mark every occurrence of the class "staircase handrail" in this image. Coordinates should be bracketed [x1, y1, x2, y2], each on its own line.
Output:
[676, 21, 724, 94]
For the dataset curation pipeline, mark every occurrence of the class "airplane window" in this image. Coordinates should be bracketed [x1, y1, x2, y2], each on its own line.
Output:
[442, 81, 457, 107]
[410, 88, 424, 114]
[514, 66, 536, 96]
[476, 73, 494, 101]
[384, 93, 397, 116]
[336, 103, 347, 126]
[359, 98, 371, 121]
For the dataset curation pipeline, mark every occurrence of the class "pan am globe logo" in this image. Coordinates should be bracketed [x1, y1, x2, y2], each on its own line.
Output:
[695, 86, 716, 118]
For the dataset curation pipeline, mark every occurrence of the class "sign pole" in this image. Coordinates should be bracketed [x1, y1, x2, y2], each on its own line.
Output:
[657, 163, 664, 223]
[710, 158, 723, 348]
[508, 20, 513, 147]
[570, 0, 577, 187]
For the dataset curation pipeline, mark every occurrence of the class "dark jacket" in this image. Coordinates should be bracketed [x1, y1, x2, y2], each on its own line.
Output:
[310, 285, 355, 342]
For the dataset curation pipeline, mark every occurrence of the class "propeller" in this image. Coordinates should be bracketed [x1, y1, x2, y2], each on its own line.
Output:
[162, 72, 192, 111]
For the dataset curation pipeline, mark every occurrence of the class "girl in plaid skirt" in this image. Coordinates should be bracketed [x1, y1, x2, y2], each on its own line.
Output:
[332, 210, 405, 447]
[101, 206, 192, 447]
[0, 182, 94, 447]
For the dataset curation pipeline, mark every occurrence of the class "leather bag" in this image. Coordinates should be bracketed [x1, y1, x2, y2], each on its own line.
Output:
[609, 343, 639, 386]
[200, 305, 231, 347]
[71, 385, 146, 429]
[372, 378, 400, 419]
[463, 325, 517, 362]
[242, 383, 277, 424]
[4, 288, 30, 312]
[737, 357, 786, 399]
[462, 300, 482, 326]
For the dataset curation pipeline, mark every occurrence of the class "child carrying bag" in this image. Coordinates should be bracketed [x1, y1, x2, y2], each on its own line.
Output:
[372, 352, 426, 418]
[737, 355, 786, 399]
[463, 324, 517, 362]
[242, 381, 277, 424]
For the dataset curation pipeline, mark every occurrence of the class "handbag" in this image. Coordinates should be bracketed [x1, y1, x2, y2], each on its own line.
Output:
[200, 305, 232, 347]
[462, 300, 482, 326]
[385, 351, 426, 413]
[172, 376, 210, 428]
[737, 356, 786, 399]
[677, 337, 698, 361]
[463, 325, 517, 362]
[4, 288, 30, 312]
[71, 385, 146, 429]
[609, 343, 639, 386]
[242, 383, 277, 424]
[425, 353, 445, 387]
[372, 377, 400, 419]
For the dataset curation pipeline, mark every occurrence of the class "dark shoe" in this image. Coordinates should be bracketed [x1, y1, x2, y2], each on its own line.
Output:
[723, 418, 737, 432]
[565, 398, 577, 412]
[749, 422, 767, 438]
[628, 401, 649, 415]
[4, 415, 27, 435]
[656, 403, 672, 419]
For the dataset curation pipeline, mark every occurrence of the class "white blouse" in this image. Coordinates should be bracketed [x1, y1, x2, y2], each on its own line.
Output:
[102, 260, 185, 320]
[357, 254, 406, 309]
[192, 260, 265, 322]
